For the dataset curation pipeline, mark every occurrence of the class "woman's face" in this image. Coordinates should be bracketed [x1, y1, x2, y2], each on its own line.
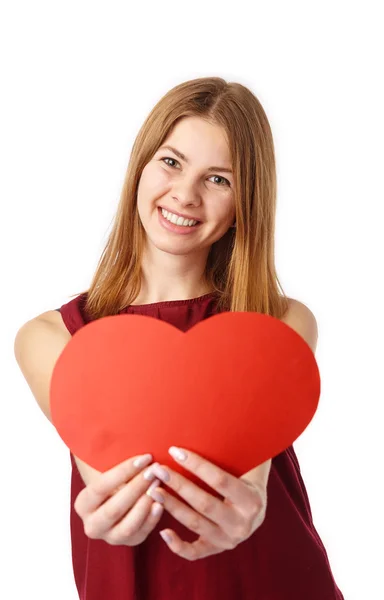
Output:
[136, 116, 236, 258]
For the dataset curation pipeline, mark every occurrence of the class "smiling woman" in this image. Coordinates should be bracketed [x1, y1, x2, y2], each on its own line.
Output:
[135, 116, 237, 277]
[14, 76, 344, 600]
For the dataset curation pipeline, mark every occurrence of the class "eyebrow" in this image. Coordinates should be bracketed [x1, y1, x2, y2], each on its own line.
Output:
[158, 145, 233, 174]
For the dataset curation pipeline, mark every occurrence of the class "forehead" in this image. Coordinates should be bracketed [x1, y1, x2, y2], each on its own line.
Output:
[164, 117, 231, 161]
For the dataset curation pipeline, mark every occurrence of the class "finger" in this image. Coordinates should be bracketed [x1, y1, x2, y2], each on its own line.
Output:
[86, 477, 162, 537]
[109, 495, 164, 544]
[146, 463, 233, 530]
[113, 497, 165, 544]
[167, 447, 256, 507]
[74, 454, 153, 516]
[148, 485, 231, 548]
[159, 528, 220, 561]
[108, 483, 165, 544]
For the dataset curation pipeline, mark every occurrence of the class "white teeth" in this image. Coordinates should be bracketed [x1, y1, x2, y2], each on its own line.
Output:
[161, 208, 198, 227]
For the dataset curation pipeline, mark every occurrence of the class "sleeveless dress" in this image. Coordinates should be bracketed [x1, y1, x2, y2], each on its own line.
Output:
[56, 292, 345, 600]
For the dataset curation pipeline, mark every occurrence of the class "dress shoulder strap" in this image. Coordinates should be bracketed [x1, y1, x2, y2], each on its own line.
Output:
[56, 293, 88, 335]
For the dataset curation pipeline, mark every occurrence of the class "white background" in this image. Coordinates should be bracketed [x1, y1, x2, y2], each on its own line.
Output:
[2, 1, 383, 598]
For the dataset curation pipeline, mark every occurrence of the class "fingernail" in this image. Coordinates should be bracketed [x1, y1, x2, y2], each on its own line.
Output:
[151, 463, 170, 482]
[146, 479, 163, 502]
[160, 530, 172, 544]
[148, 486, 165, 504]
[169, 446, 187, 461]
[143, 462, 159, 481]
[133, 454, 153, 468]
[151, 502, 164, 517]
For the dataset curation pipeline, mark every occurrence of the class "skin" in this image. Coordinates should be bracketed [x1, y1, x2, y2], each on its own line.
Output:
[142, 448, 269, 560]
[135, 119, 272, 558]
[74, 116, 318, 560]
[134, 115, 236, 304]
[74, 301, 318, 558]
[74, 448, 269, 560]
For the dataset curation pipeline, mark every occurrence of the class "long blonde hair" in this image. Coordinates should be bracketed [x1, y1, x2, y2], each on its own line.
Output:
[72, 77, 289, 320]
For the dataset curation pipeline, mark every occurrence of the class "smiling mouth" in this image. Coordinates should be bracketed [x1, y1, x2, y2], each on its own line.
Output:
[159, 207, 201, 227]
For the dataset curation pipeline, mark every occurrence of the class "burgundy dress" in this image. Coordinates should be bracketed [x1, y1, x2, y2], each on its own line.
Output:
[56, 292, 344, 600]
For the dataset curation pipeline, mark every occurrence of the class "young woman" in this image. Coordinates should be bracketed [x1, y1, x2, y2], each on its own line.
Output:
[15, 77, 344, 599]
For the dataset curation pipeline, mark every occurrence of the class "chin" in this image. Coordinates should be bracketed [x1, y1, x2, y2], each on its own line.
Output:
[150, 237, 204, 256]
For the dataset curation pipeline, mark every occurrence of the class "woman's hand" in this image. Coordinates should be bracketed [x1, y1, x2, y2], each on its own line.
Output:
[143, 447, 268, 561]
[74, 453, 165, 546]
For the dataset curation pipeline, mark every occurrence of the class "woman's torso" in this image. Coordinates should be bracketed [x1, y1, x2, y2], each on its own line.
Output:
[52, 292, 344, 600]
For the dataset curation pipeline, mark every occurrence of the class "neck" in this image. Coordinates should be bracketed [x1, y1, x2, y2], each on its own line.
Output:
[131, 243, 214, 305]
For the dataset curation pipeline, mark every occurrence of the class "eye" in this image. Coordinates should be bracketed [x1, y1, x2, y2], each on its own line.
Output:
[161, 157, 231, 187]
[162, 157, 179, 169]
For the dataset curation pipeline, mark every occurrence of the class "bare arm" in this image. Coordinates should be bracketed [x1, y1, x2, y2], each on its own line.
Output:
[14, 312, 164, 546]
[14, 314, 100, 486]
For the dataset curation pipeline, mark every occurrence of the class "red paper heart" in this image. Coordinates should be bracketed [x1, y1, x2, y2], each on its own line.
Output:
[50, 312, 320, 490]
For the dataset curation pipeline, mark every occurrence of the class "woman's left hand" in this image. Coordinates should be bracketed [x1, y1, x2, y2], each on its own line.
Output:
[143, 446, 268, 561]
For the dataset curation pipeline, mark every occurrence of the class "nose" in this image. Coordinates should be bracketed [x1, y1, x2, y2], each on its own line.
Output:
[171, 178, 202, 208]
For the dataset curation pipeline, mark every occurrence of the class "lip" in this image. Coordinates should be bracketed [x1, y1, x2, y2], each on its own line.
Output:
[158, 207, 201, 234]
[159, 206, 202, 223]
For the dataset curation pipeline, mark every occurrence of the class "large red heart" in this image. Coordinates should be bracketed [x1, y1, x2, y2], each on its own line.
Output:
[50, 311, 320, 491]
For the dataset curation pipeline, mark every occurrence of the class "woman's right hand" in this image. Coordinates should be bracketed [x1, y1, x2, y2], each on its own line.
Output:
[73, 453, 164, 546]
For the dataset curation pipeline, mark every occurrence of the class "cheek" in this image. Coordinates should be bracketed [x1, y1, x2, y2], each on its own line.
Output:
[144, 164, 170, 192]
[204, 200, 234, 228]
[221, 200, 236, 224]
[137, 167, 167, 211]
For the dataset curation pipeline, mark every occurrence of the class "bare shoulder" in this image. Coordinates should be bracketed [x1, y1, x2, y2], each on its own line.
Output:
[33, 309, 71, 337]
[280, 297, 318, 354]
[14, 309, 72, 361]
[14, 311, 72, 423]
